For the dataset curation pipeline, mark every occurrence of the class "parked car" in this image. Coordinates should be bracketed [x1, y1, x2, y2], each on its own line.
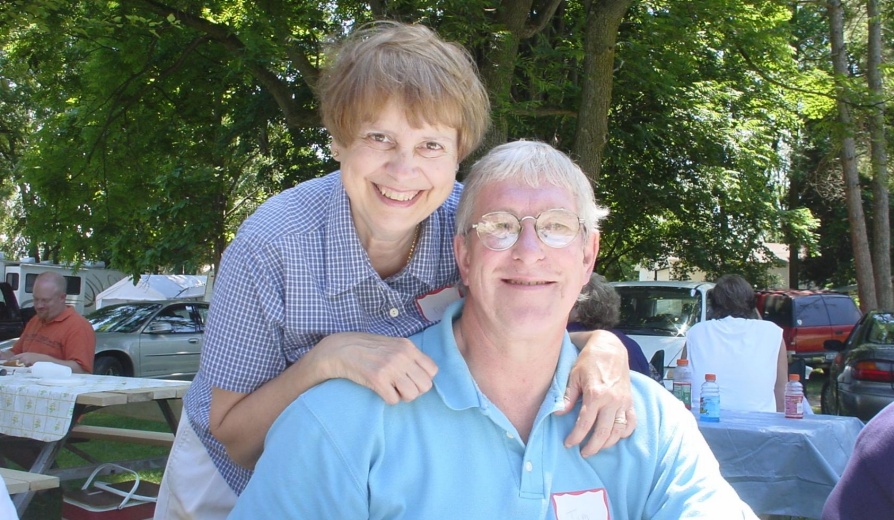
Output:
[755, 289, 862, 367]
[89, 300, 208, 380]
[821, 310, 894, 422]
[610, 281, 714, 388]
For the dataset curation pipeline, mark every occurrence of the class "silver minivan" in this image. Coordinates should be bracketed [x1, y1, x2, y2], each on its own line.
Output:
[609, 281, 714, 388]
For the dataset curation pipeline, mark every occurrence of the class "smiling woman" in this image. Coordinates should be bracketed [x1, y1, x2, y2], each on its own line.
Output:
[156, 21, 635, 520]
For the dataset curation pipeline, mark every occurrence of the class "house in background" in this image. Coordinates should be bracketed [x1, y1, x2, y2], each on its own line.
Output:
[636, 243, 792, 288]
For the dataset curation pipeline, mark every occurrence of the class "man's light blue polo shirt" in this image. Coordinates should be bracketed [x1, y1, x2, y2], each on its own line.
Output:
[231, 300, 755, 519]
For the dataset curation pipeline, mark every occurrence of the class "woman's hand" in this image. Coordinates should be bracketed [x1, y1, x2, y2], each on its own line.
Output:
[313, 332, 439, 404]
[211, 332, 438, 469]
[560, 330, 636, 457]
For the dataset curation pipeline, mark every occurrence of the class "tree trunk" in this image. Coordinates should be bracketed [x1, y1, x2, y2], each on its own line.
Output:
[476, 0, 536, 159]
[574, 0, 634, 181]
[828, 0, 877, 310]
[866, 0, 892, 308]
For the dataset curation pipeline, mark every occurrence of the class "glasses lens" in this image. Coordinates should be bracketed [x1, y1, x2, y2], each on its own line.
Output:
[474, 212, 520, 251]
[536, 209, 581, 248]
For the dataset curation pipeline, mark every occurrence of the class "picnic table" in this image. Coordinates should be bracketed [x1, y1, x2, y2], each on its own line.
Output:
[698, 408, 864, 519]
[0, 371, 189, 516]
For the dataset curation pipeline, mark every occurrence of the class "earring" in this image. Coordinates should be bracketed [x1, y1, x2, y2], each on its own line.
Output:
[332, 149, 339, 158]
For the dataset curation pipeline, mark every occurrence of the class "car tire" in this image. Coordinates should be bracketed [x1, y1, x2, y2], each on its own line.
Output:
[820, 379, 838, 415]
[93, 356, 124, 377]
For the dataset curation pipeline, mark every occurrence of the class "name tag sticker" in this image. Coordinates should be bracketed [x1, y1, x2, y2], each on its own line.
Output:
[415, 286, 461, 323]
[552, 488, 610, 520]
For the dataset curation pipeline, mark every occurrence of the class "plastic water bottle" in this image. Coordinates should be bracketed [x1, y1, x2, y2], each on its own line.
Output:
[785, 374, 805, 419]
[672, 359, 692, 410]
[699, 373, 720, 422]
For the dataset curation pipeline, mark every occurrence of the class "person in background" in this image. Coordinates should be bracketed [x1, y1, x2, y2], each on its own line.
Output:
[230, 140, 756, 519]
[684, 274, 787, 412]
[569, 274, 654, 379]
[156, 22, 634, 520]
[0, 271, 94, 373]
[822, 401, 894, 519]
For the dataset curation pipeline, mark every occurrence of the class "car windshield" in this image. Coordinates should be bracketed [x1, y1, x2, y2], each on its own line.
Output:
[614, 286, 703, 337]
[87, 303, 163, 333]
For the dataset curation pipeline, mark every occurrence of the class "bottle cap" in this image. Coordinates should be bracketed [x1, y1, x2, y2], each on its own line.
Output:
[677, 359, 689, 366]
[705, 373, 716, 381]
[788, 374, 800, 381]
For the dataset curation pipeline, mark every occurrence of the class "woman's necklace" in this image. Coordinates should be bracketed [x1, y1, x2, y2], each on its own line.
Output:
[407, 224, 421, 265]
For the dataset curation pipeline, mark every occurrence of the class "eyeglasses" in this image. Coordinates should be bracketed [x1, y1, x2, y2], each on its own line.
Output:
[470, 209, 584, 251]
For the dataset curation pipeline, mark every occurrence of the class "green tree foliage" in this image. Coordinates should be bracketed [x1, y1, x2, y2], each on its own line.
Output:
[2, 0, 878, 291]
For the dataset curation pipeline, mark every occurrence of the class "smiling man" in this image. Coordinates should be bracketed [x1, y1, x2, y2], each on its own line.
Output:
[230, 141, 755, 519]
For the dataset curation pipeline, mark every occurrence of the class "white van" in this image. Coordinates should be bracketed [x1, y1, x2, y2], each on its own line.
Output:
[3, 261, 126, 316]
[609, 281, 715, 389]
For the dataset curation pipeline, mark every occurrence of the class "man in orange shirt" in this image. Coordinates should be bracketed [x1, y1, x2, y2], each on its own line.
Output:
[1, 271, 95, 373]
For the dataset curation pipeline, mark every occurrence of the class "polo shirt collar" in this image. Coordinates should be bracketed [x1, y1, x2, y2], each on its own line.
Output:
[421, 299, 576, 415]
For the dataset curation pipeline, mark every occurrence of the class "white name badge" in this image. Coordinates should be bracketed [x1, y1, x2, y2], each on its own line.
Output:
[415, 286, 461, 323]
[551, 488, 610, 520]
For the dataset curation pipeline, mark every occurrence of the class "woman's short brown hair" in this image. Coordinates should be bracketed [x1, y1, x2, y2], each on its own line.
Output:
[317, 21, 490, 161]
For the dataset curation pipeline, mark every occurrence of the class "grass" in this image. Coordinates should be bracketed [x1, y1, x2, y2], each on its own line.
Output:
[22, 413, 170, 520]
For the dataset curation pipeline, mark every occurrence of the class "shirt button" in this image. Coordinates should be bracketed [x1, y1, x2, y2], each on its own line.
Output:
[505, 431, 514, 439]
[524, 461, 533, 472]
[388, 308, 399, 318]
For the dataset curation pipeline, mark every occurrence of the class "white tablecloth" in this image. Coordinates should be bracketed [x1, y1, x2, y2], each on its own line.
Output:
[0, 373, 186, 441]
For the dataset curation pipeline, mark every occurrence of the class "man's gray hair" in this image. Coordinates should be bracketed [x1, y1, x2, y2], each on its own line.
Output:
[456, 140, 608, 236]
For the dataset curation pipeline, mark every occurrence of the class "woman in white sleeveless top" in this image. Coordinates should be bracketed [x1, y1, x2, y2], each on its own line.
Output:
[685, 274, 788, 413]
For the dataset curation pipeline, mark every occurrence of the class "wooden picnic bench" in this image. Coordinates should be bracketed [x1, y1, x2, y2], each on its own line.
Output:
[1, 467, 59, 495]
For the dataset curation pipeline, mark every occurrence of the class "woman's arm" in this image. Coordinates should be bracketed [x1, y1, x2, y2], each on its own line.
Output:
[562, 329, 636, 457]
[210, 332, 438, 468]
[774, 340, 788, 412]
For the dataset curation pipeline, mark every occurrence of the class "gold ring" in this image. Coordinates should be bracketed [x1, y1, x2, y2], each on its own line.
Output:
[613, 416, 628, 425]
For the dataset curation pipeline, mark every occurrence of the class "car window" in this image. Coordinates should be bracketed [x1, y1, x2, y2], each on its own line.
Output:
[823, 296, 862, 326]
[614, 286, 703, 336]
[152, 304, 198, 333]
[191, 304, 208, 332]
[866, 312, 894, 344]
[761, 294, 791, 327]
[88, 303, 163, 333]
[793, 296, 829, 326]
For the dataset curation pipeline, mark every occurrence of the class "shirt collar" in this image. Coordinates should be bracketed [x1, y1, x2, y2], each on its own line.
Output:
[324, 173, 445, 295]
[417, 299, 576, 415]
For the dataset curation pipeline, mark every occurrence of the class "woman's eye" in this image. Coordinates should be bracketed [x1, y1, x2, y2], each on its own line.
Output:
[363, 133, 393, 149]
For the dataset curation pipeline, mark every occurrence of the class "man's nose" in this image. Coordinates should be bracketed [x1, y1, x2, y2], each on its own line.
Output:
[511, 221, 546, 260]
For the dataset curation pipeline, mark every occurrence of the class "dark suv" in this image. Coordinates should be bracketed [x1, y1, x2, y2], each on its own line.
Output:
[755, 290, 862, 366]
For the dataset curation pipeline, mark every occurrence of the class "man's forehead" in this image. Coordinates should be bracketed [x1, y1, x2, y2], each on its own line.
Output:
[475, 179, 576, 213]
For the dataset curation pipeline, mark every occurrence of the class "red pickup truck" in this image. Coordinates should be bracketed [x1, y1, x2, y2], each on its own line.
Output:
[755, 289, 862, 366]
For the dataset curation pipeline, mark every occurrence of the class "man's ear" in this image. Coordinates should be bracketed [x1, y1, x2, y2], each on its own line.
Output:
[581, 230, 600, 283]
[454, 234, 471, 286]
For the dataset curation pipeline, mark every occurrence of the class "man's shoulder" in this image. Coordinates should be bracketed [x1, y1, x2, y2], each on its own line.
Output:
[289, 379, 387, 428]
[59, 307, 91, 325]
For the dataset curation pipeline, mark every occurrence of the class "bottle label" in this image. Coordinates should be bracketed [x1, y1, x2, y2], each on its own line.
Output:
[785, 393, 804, 418]
[700, 395, 720, 422]
[673, 382, 692, 410]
